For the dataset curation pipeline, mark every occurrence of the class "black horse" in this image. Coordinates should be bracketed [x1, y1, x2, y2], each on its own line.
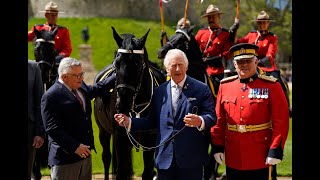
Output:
[93, 26, 166, 180]
[157, 26, 220, 180]
[32, 27, 59, 179]
[33, 26, 59, 90]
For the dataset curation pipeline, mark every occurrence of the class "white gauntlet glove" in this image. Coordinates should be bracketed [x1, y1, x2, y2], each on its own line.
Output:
[265, 157, 281, 165]
[214, 152, 225, 165]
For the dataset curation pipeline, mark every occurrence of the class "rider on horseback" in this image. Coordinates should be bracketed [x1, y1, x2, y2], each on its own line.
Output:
[28, 1, 72, 67]
[236, 11, 290, 107]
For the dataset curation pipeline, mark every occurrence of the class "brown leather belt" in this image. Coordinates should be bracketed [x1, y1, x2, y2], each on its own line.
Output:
[227, 121, 272, 133]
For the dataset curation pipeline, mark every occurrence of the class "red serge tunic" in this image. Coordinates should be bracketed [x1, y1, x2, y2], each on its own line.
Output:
[195, 27, 234, 76]
[211, 74, 289, 170]
[236, 30, 278, 72]
[28, 23, 72, 57]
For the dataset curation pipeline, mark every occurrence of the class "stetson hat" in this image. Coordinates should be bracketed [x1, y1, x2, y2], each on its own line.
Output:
[201, 4, 223, 18]
[229, 43, 259, 60]
[252, 10, 275, 22]
[40, 1, 64, 14]
[176, 18, 191, 29]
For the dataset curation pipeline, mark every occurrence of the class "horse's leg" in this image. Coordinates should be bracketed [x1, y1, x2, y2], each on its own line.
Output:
[140, 132, 157, 180]
[114, 128, 133, 180]
[98, 126, 112, 180]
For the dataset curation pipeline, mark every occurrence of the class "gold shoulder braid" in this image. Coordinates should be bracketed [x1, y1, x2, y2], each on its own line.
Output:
[220, 75, 239, 84]
[258, 74, 278, 83]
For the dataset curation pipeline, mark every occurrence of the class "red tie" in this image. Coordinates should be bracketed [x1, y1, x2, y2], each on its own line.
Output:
[72, 89, 84, 111]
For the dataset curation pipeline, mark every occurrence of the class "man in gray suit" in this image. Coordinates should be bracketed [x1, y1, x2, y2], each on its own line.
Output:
[28, 60, 45, 179]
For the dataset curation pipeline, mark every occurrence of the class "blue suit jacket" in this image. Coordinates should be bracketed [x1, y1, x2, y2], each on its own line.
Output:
[41, 75, 115, 166]
[131, 76, 216, 170]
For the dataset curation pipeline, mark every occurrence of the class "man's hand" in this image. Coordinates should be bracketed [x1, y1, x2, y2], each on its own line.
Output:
[229, 18, 240, 32]
[214, 152, 225, 165]
[114, 113, 130, 127]
[265, 157, 281, 165]
[75, 143, 91, 158]
[32, 136, 44, 148]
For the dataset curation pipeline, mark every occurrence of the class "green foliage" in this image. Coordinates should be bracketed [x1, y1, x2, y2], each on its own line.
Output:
[30, 17, 292, 177]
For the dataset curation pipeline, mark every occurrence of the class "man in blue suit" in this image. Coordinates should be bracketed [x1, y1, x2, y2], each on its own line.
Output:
[41, 57, 115, 180]
[114, 49, 216, 180]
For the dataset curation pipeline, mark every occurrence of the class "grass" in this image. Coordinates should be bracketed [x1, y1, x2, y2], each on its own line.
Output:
[28, 17, 292, 177]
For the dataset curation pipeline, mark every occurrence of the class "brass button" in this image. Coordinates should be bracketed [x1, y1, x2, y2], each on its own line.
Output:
[242, 96, 245, 99]
[240, 107, 243, 110]
[240, 118, 243, 121]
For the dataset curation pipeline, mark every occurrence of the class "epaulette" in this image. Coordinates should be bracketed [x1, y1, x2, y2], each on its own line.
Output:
[258, 74, 278, 83]
[35, 24, 44, 27]
[220, 75, 238, 84]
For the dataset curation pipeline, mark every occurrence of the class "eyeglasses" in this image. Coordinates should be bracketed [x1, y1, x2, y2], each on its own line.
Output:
[67, 72, 85, 79]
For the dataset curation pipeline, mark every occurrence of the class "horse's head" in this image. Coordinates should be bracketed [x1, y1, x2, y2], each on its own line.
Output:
[111, 26, 150, 116]
[33, 26, 58, 86]
[157, 26, 196, 59]
[157, 26, 207, 83]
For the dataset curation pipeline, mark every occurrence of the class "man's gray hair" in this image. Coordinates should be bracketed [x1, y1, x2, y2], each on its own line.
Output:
[58, 57, 82, 77]
[163, 49, 189, 69]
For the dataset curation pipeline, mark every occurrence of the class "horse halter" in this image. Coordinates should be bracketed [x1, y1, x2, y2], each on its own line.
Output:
[35, 38, 56, 67]
[166, 29, 191, 51]
[114, 48, 146, 112]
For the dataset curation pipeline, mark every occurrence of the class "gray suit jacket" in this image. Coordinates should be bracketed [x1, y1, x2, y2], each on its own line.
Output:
[28, 60, 45, 140]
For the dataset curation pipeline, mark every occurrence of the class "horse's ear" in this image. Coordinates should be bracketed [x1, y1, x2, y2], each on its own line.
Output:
[34, 26, 41, 38]
[188, 25, 195, 34]
[111, 26, 123, 48]
[138, 28, 151, 47]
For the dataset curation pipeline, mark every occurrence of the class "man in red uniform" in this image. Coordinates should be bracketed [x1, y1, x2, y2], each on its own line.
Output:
[28, 1, 72, 66]
[195, 4, 239, 180]
[195, 4, 239, 93]
[236, 11, 290, 112]
[211, 43, 289, 180]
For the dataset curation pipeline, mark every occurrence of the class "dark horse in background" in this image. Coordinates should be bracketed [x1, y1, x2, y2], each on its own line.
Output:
[93, 26, 166, 180]
[157, 26, 222, 180]
[32, 26, 59, 179]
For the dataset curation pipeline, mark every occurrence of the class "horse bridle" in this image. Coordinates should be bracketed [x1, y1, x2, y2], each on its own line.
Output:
[114, 48, 146, 115]
[166, 29, 191, 50]
[35, 38, 56, 68]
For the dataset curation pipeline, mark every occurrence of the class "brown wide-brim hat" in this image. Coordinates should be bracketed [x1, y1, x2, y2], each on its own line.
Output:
[39, 1, 64, 14]
[201, 4, 223, 18]
[251, 10, 275, 22]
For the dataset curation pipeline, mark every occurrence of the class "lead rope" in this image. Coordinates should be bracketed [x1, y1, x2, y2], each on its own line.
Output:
[122, 106, 198, 151]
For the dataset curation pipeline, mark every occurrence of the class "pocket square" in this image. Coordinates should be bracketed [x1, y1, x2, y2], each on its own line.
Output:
[188, 97, 197, 101]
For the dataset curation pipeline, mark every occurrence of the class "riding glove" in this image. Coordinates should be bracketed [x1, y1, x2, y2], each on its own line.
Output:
[258, 56, 272, 68]
[55, 54, 65, 65]
[265, 157, 281, 165]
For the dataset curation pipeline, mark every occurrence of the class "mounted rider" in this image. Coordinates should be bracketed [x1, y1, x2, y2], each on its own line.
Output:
[28, 1, 72, 66]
